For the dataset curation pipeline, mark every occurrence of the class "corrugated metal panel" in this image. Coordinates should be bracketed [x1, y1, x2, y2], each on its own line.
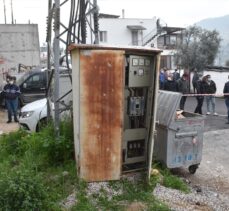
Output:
[156, 90, 182, 127]
[79, 49, 124, 181]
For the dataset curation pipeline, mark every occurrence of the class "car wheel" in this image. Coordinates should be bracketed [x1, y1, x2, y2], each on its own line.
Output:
[36, 118, 47, 132]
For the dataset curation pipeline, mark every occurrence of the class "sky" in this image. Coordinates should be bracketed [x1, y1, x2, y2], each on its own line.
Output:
[0, 0, 229, 44]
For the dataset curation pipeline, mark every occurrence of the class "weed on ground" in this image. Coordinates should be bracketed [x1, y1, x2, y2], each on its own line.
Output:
[0, 121, 190, 210]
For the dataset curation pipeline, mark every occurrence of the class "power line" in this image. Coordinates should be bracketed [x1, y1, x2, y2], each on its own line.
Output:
[3, 0, 7, 24]
[11, 0, 14, 24]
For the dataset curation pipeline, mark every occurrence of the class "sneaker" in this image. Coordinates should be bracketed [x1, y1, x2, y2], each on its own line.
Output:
[206, 112, 210, 115]
[6, 120, 12, 123]
[213, 112, 218, 116]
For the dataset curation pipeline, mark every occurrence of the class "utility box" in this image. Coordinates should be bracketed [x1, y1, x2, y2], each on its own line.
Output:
[154, 91, 205, 174]
[70, 44, 161, 182]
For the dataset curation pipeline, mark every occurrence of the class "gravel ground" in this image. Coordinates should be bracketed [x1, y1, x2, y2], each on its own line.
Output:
[153, 184, 229, 211]
[62, 128, 229, 210]
[153, 129, 229, 211]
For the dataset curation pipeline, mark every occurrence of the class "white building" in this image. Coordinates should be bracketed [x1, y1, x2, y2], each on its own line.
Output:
[98, 14, 185, 70]
[98, 14, 158, 47]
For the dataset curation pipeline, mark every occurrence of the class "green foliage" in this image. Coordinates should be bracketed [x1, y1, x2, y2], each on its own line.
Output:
[175, 25, 221, 71]
[0, 119, 76, 210]
[163, 173, 190, 193]
[0, 129, 27, 157]
[0, 169, 47, 210]
[0, 121, 190, 210]
[152, 162, 190, 193]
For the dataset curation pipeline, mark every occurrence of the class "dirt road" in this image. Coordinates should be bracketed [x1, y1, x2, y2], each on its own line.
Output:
[0, 109, 19, 134]
[171, 129, 229, 210]
[189, 130, 229, 194]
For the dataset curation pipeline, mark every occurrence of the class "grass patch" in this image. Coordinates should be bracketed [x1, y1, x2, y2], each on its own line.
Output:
[152, 162, 190, 193]
[0, 120, 189, 210]
[0, 119, 76, 210]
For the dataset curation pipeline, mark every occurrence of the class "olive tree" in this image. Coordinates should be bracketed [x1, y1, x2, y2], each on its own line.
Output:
[175, 26, 221, 71]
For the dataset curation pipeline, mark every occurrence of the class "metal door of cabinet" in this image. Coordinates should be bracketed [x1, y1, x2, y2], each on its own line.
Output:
[79, 50, 124, 181]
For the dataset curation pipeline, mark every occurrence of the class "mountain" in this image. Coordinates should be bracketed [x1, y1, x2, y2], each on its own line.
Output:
[196, 15, 229, 66]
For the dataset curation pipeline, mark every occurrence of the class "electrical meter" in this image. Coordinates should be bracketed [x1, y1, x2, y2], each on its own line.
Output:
[128, 55, 153, 87]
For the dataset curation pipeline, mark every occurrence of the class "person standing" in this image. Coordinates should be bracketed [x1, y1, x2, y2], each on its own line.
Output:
[159, 69, 165, 90]
[177, 73, 189, 110]
[3, 76, 20, 123]
[173, 69, 180, 81]
[194, 73, 204, 114]
[192, 69, 199, 93]
[202, 74, 217, 115]
[164, 73, 178, 92]
[223, 75, 229, 124]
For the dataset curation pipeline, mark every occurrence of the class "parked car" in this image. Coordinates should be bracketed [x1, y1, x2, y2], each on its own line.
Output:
[0, 66, 71, 108]
[19, 98, 48, 131]
[19, 71, 72, 132]
[0, 67, 47, 107]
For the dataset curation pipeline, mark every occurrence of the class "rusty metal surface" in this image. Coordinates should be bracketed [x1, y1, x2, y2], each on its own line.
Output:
[79, 50, 124, 181]
[69, 43, 162, 54]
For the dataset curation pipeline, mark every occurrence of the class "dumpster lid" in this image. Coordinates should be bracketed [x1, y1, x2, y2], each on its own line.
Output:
[157, 91, 182, 127]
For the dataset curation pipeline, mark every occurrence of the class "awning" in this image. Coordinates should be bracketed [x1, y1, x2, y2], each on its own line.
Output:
[127, 25, 146, 31]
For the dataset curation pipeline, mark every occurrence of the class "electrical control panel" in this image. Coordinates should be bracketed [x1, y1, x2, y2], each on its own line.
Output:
[123, 55, 155, 170]
[123, 128, 146, 165]
[128, 96, 145, 116]
[128, 55, 152, 87]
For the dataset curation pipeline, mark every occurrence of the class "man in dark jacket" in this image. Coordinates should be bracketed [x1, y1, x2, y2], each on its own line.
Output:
[3, 76, 20, 123]
[173, 69, 180, 81]
[164, 73, 178, 92]
[177, 73, 189, 110]
[223, 75, 229, 124]
[202, 74, 217, 115]
[194, 73, 204, 114]
[192, 69, 199, 93]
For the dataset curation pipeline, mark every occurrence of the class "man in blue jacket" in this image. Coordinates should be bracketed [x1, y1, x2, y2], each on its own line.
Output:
[223, 75, 229, 124]
[3, 76, 20, 123]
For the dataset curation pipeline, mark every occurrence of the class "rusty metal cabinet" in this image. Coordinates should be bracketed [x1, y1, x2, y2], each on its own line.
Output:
[70, 44, 161, 181]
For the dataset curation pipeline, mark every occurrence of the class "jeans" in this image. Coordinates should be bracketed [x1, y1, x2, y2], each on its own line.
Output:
[206, 95, 215, 113]
[180, 96, 187, 110]
[225, 98, 229, 122]
[194, 97, 204, 114]
[159, 81, 164, 90]
[5, 98, 18, 121]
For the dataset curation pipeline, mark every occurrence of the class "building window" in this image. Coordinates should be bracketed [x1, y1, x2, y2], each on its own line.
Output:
[170, 35, 177, 45]
[132, 31, 138, 45]
[99, 31, 107, 42]
[160, 55, 172, 70]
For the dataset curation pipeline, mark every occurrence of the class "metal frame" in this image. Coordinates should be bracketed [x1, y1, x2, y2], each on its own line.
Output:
[46, 0, 99, 136]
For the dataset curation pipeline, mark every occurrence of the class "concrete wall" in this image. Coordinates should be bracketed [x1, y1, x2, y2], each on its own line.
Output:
[0, 24, 40, 87]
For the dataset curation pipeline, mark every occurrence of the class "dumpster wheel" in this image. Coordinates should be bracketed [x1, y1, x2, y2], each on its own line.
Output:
[188, 164, 199, 174]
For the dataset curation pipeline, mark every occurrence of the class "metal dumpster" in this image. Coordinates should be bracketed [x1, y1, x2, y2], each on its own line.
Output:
[153, 90, 205, 174]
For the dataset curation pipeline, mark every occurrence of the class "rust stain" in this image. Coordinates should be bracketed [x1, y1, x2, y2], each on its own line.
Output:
[79, 50, 124, 181]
